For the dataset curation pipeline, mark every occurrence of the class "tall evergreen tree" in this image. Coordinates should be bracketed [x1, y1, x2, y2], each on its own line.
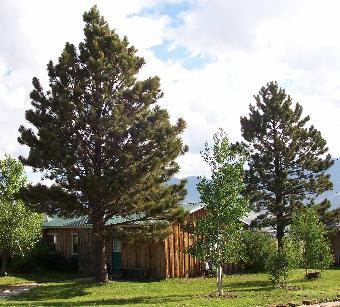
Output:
[240, 81, 333, 249]
[18, 6, 188, 282]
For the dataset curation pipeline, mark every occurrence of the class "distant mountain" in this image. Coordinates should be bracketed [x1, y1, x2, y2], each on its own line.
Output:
[174, 159, 340, 208]
[169, 176, 201, 203]
[322, 158, 340, 209]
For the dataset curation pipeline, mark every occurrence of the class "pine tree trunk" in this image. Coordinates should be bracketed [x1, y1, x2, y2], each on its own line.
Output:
[93, 222, 108, 283]
[216, 265, 223, 297]
[277, 232, 284, 250]
[277, 219, 285, 251]
[0, 258, 7, 275]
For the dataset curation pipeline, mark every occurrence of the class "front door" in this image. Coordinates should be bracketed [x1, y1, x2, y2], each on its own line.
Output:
[112, 239, 121, 275]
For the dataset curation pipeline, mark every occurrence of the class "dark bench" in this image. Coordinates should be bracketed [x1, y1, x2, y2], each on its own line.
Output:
[305, 271, 320, 279]
[120, 267, 148, 280]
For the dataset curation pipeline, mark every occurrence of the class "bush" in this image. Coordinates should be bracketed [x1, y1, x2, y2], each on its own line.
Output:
[290, 208, 334, 276]
[10, 242, 78, 273]
[241, 230, 276, 272]
[66, 255, 79, 272]
[266, 249, 291, 286]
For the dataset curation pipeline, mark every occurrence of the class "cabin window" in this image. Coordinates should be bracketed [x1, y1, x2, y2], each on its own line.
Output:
[71, 233, 79, 255]
[113, 239, 121, 253]
[47, 233, 57, 250]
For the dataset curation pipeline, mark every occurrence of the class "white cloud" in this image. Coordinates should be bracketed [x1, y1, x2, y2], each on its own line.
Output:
[163, 0, 340, 160]
[1, 0, 340, 183]
[169, 0, 291, 54]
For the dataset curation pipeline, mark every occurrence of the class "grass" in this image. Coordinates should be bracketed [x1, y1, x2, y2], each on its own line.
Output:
[0, 269, 339, 306]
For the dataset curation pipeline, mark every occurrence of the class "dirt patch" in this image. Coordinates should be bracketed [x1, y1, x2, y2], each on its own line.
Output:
[0, 283, 39, 298]
[203, 292, 238, 299]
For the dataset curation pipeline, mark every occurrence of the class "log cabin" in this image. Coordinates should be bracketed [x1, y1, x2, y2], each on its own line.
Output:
[42, 203, 205, 279]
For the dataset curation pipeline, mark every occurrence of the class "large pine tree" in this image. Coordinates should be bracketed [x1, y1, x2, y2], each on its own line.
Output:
[18, 6, 188, 282]
[240, 81, 333, 249]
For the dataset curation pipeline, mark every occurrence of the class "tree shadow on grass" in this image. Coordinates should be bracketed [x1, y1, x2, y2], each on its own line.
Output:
[225, 279, 274, 293]
[8, 271, 91, 284]
[6, 287, 194, 306]
[7, 280, 99, 302]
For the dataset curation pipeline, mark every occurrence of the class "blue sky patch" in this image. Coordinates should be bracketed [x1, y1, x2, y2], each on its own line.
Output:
[132, 1, 192, 27]
[280, 79, 294, 90]
[151, 40, 215, 70]
[182, 54, 215, 70]
[2, 69, 12, 77]
[131, 1, 216, 70]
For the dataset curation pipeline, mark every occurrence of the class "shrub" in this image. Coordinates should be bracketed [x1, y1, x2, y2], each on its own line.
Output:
[290, 208, 334, 277]
[10, 242, 78, 273]
[266, 248, 291, 286]
[241, 230, 276, 272]
[66, 255, 79, 272]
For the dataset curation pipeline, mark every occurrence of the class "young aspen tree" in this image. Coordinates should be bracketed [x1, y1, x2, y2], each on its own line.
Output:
[186, 129, 248, 296]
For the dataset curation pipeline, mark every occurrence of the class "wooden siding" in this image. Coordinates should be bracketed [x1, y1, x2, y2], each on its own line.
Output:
[42, 208, 205, 278]
[44, 228, 78, 259]
[163, 209, 203, 278]
[78, 228, 94, 274]
[223, 263, 241, 274]
[331, 232, 340, 265]
[120, 241, 166, 279]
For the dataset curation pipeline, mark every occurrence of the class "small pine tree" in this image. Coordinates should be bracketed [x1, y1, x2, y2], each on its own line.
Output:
[185, 129, 248, 297]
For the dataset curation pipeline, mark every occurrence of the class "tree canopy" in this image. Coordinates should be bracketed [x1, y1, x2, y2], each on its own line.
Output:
[18, 6, 188, 282]
[240, 81, 333, 249]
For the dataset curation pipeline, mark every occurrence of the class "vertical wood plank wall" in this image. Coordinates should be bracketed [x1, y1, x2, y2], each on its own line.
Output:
[45, 228, 114, 274]
[120, 241, 166, 279]
[331, 232, 340, 265]
[78, 228, 93, 273]
[43, 208, 205, 278]
[44, 228, 77, 259]
[163, 209, 203, 278]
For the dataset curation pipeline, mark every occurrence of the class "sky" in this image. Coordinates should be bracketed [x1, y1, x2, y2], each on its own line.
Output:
[1, 0, 340, 182]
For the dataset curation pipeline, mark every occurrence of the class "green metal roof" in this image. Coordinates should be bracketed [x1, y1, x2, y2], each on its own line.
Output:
[43, 216, 90, 228]
[181, 202, 204, 213]
[43, 203, 204, 228]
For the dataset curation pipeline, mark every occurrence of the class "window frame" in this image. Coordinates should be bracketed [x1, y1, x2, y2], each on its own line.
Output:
[113, 239, 121, 253]
[47, 233, 58, 249]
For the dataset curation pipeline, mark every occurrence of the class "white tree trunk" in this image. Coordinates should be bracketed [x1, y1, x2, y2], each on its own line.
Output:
[217, 265, 223, 297]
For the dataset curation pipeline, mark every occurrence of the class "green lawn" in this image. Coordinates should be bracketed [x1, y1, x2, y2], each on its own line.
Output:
[0, 269, 339, 306]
